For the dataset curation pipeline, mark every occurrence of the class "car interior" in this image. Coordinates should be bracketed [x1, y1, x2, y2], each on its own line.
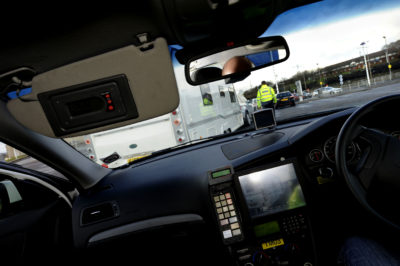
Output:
[0, 1, 400, 265]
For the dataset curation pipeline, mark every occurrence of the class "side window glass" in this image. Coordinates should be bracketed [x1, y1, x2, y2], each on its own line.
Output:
[228, 87, 237, 103]
[1, 180, 22, 203]
[0, 179, 23, 216]
[200, 84, 213, 106]
[0, 142, 66, 179]
[218, 86, 226, 97]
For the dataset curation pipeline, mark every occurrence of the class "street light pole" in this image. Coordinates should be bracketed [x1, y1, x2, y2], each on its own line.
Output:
[316, 63, 322, 87]
[272, 66, 279, 94]
[296, 65, 307, 91]
[383, 36, 392, 80]
[360, 42, 371, 86]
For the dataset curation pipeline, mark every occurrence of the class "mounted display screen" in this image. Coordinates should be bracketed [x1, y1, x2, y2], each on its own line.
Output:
[211, 168, 231, 179]
[238, 163, 306, 218]
[67, 97, 105, 117]
[253, 108, 276, 130]
[38, 75, 138, 137]
[253, 221, 280, 237]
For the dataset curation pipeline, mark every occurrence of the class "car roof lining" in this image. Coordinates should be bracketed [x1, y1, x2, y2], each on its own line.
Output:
[0, 1, 319, 78]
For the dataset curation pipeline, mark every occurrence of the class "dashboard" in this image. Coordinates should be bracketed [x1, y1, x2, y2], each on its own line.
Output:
[70, 106, 392, 265]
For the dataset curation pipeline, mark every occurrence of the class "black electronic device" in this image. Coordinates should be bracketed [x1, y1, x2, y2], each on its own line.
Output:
[38, 74, 138, 137]
[211, 188, 244, 244]
[208, 166, 234, 186]
[232, 159, 315, 266]
[252, 108, 276, 130]
[237, 162, 306, 219]
[209, 167, 244, 245]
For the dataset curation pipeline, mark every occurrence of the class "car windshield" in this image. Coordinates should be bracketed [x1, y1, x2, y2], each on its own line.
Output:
[278, 92, 291, 98]
[65, 0, 400, 168]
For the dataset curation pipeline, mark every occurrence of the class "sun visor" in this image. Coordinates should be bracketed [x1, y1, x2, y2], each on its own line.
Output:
[7, 38, 179, 138]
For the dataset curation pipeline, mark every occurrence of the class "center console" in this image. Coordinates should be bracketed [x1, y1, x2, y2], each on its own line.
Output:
[209, 159, 315, 266]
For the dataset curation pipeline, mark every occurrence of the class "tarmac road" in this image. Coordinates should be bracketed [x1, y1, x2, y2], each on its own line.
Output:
[275, 82, 400, 121]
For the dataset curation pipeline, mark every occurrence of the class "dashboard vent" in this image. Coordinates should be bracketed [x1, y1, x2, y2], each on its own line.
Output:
[81, 201, 120, 226]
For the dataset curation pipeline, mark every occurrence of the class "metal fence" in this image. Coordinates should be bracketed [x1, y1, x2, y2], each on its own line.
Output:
[328, 72, 400, 93]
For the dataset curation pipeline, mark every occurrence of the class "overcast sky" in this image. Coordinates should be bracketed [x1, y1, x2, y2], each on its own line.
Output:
[232, 0, 400, 91]
[171, 0, 400, 95]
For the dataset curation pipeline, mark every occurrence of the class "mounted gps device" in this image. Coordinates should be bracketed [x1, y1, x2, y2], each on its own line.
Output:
[253, 108, 276, 130]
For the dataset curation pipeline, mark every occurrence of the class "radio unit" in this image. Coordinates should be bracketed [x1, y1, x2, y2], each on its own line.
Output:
[38, 74, 138, 137]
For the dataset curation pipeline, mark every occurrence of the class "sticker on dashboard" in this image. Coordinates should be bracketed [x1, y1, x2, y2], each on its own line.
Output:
[261, 238, 285, 250]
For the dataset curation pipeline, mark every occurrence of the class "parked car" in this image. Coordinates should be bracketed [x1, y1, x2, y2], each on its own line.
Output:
[331, 87, 343, 94]
[312, 90, 319, 97]
[276, 91, 296, 108]
[303, 92, 312, 99]
[319, 87, 334, 95]
[251, 98, 258, 111]
[238, 96, 254, 126]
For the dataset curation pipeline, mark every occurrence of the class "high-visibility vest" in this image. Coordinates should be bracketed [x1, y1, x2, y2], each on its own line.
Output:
[199, 100, 215, 117]
[257, 85, 277, 108]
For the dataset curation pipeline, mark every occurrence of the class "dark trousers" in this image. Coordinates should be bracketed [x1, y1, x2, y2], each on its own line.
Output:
[261, 101, 276, 118]
[261, 101, 275, 109]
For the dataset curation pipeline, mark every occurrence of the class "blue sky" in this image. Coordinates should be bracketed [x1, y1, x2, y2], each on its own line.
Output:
[263, 0, 399, 36]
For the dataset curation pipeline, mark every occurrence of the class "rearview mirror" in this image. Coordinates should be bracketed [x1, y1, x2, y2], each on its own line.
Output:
[186, 36, 289, 85]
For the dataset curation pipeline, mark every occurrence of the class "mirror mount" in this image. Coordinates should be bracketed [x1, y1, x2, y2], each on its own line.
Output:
[184, 36, 290, 86]
[224, 71, 250, 84]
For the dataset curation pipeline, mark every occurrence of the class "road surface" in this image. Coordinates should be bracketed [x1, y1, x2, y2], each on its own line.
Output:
[275, 82, 400, 121]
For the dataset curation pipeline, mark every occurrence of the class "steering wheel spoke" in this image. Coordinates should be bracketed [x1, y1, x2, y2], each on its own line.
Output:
[351, 126, 389, 189]
[336, 94, 400, 229]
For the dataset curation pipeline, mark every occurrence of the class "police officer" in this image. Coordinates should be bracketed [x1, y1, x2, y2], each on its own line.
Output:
[257, 81, 277, 110]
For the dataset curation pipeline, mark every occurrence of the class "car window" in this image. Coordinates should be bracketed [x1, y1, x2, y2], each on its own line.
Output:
[0, 142, 66, 179]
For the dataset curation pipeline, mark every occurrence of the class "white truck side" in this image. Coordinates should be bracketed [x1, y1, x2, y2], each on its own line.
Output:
[66, 65, 243, 168]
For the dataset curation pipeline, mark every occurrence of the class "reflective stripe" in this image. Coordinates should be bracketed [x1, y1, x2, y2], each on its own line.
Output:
[199, 102, 215, 116]
[260, 88, 273, 101]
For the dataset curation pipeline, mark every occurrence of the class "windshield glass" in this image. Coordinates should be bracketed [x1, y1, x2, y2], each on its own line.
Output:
[277, 92, 291, 98]
[65, 0, 400, 168]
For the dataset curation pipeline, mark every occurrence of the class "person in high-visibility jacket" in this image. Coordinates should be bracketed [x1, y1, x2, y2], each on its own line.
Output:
[199, 95, 215, 117]
[257, 81, 277, 109]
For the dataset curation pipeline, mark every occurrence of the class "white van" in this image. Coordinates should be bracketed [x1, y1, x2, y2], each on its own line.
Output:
[66, 67, 243, 168]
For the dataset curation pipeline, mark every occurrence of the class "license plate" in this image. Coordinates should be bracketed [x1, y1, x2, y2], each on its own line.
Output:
[261, 238, 285, 250]
[281, 98, 288, 101]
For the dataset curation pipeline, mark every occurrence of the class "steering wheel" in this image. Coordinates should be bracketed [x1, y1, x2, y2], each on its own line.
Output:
[336, 94, 400, 229]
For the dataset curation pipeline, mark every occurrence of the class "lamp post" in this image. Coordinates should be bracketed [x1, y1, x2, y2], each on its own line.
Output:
[272, 66, 279, 93]
[296, 64, 307, 92]
[316, 63, 322, 87]
[360, 42, 371, 86]
[383, 36, 392, 80]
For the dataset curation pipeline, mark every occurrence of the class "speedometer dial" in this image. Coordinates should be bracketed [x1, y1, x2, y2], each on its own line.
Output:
[309, 149, 324, 163]
[323, 136, 356, 163]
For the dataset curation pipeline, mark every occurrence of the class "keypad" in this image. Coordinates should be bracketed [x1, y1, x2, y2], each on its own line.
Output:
[281, 214, 306, 235]
[213, 191, 242, 240]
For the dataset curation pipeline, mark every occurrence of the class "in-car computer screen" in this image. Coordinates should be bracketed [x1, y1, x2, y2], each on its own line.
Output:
[238, 163, 306, 218]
